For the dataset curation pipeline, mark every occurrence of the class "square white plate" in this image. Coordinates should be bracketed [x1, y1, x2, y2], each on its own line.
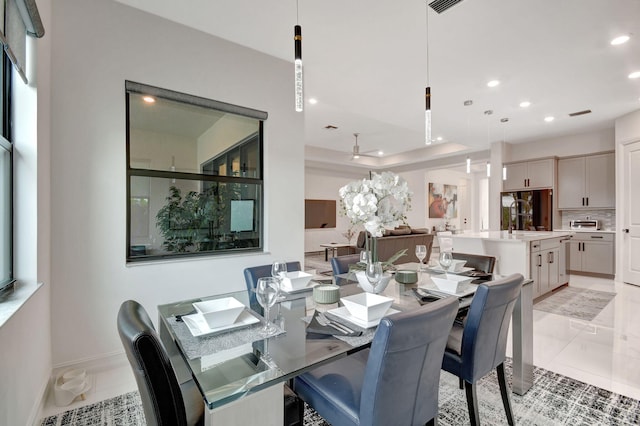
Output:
[421, 282, 477, 298]
[426, 266, 474, 274]
[326, 306, 400, 329]
[182, 309, 260, 337]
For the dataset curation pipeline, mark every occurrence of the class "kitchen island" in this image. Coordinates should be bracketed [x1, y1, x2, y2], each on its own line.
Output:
[449, 230, 573, 396]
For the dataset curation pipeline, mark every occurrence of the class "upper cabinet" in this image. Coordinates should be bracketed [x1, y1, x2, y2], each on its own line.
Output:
[557, 153, 615, 209]
[503, 158, 555, 191]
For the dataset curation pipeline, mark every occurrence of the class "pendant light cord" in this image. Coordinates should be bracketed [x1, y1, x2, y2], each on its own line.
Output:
[296, 0, 300, 25]
[425, 1, 430, 85]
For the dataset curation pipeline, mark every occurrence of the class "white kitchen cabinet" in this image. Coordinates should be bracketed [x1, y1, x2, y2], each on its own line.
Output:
[530, 238, 561, 298]
[557, 153, 615, 209]
[568, 232, 615, 275]
[503, 158, 555, 191]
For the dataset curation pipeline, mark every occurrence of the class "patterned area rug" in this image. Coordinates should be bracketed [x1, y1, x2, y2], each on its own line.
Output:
[41, 361, 640, 426]
[534, 286, 616, 321]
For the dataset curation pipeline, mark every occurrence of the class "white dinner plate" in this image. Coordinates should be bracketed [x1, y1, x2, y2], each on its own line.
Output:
[426, 266, 474, 274]
[182, 309, 260, 337]
[326, 306, 401, 329]
[422, 282, 477, 298]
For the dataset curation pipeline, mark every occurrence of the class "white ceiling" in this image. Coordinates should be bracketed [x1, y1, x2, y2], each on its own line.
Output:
[116, 0, 640, 169]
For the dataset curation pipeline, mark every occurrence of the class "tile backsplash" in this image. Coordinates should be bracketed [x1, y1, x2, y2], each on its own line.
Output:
[560, 210, 616, 231]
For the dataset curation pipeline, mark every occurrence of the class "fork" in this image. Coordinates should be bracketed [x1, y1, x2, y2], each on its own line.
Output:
[316, 312, 354, 334]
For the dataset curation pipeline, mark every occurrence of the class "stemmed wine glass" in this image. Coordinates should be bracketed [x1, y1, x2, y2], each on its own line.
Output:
[439, 251, 453, 273]
[365, 261, 384, 293]
[255, 277, 279, 335]
[271, 261, 288, 300]
[415, 244, 427, 268]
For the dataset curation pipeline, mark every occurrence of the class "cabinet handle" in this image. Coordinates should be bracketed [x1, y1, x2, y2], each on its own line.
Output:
[591, 236, 603, 239]
[549, 252, 554, 263]
[623, 229, 630, 233]
[582, 197, 585, 206]
[538, 254, 542, 267]
[586, 197, 589, 206]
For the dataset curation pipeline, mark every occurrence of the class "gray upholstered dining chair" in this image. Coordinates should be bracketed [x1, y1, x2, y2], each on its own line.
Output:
[294, 297, 459, 426]
[117, 300, 204, 426]
[441, 273, 524, 426]
[243, 261, 301, 314]
[451, 252, 496, 273]
[330, 253, 361, 276]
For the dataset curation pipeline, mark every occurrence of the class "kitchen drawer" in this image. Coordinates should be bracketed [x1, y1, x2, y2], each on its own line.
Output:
[571, 232, 614, 242]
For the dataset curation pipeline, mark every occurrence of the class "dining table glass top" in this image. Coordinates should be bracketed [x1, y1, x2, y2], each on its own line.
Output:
[157, 262, 482, 409]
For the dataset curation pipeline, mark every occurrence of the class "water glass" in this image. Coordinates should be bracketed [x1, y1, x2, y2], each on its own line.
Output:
[365, 261, 383, 290]
[255, 277, 279, 334]
[415, 244, 427, 265]
[439, 251, 453, 272]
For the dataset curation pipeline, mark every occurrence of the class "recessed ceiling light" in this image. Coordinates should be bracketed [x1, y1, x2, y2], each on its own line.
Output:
[519, 101, 531, 108]
[629, 71, 640, 79]
[487, 80, 500, 88]
[436, 136, 443, 141]
[309, 98, 318, 104]
[142, 96, 155, 103]
[544, 116, 555, 122]
[611, 35, 630, 45]
[378, 150, 384, 156]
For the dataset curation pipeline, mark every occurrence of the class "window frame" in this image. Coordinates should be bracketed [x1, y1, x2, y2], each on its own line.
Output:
[125, 81, 266, 263]
[1, 49, 14, 290]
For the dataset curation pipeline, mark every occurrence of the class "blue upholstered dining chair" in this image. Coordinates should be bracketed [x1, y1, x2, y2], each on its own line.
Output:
[330, 253, 361, 276]
[441, 273, 524, 426]
[117, 300, 205, 426]
[243, 261, 301, 314]
[294, 296, 459, 426]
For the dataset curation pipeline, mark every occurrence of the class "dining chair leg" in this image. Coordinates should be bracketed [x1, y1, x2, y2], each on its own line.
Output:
[496, 363, 515, 426]
[459, 377, 464, 389]
[464, 380, 480, 426]
[425, 417, 436, 426]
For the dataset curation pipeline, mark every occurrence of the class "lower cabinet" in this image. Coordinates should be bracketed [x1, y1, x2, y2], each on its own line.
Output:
[568, 233, 615, 275]
[530, 238, 561, 298]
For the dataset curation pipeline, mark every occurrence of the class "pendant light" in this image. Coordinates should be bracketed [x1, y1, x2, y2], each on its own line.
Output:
[425, 2, 432, 144]
[500, 118, 509, 180]
[294, 0, 303, 112]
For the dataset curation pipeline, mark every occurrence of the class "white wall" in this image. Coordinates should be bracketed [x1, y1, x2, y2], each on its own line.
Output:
[0, 1, 53, 423]
[49, 0, 304, 366]
[504, 128, 615, 162]
[304, 165, 474, 252]
[304, 166, 366, 252]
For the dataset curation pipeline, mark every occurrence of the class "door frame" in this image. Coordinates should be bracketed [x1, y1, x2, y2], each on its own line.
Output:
[617, 138, 640, 285]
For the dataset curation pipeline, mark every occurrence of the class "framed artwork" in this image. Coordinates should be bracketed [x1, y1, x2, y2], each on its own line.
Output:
[428, 182, 458, 218]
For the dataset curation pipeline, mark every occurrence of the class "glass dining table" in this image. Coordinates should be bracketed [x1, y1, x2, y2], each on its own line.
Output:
[157, 263, 533, 424]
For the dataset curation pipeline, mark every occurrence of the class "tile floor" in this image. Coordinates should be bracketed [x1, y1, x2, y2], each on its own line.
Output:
[39, 271, 640, 421]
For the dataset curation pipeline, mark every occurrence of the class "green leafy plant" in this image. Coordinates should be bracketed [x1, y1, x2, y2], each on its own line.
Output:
[155, 185, 227, 253]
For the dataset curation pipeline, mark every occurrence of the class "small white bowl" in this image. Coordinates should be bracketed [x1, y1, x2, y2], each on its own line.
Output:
[449, 259, 467, 272]
[431, 274, 474, 293]
[193, 297, 245, 329]
[340, 293, 393, 322]
[280, 271, 314, 291]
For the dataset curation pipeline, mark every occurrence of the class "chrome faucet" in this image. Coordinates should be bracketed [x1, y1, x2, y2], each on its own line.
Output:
[508, 199, 528, 234]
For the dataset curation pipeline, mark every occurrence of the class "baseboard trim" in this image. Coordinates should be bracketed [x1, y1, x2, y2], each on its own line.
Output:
[30, 371, 52, 426]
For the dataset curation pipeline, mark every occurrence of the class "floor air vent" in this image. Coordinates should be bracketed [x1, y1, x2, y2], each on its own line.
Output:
[429, 0, 465, 13]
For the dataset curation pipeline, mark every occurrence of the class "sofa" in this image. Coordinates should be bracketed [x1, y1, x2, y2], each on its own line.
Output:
[355, 227, 434, 265]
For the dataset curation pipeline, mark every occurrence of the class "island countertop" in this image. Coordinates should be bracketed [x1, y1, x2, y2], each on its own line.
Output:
[449, 230, 573, 243]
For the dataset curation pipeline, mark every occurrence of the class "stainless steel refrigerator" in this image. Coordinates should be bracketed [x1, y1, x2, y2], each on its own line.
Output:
[500, 189, 553, 231]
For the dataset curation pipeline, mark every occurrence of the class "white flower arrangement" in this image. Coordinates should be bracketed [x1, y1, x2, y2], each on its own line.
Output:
[339, 171, 412, 238]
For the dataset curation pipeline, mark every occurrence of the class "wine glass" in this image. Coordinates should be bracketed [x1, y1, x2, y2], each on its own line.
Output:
[365, 261, 384, 292]
[255, 277, 279, 334]
[415, 245, 427, 266]
[439, 251, 453, 273]
[271, 261, 288, 299]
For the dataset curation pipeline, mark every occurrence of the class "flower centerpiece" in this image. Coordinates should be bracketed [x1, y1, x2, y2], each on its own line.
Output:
[339, 171, 412, 269]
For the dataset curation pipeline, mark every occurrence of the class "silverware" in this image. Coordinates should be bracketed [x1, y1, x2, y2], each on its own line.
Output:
[317, 312, 354, 334]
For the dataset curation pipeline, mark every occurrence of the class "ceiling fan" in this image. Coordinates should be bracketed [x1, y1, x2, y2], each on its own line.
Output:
[351, 133, 378, 160]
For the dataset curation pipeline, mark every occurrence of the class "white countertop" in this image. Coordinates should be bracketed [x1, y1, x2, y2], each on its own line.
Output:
[450, 230, 574, 243]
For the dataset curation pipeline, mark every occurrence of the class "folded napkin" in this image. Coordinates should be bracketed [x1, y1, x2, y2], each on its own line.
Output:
[306, 311, 362, 337]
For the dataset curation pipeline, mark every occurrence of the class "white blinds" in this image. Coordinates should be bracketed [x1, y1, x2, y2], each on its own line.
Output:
[0, 0, 44, 84]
